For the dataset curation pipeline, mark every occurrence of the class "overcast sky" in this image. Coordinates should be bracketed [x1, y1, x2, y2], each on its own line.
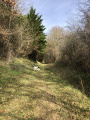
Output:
[24, 0, 82, 33]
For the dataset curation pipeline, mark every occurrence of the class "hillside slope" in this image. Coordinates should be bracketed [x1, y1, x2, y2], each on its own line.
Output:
[0, 58, 90, 120]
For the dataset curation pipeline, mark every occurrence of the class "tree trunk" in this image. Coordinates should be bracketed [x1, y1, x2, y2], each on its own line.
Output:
[6, 46, 12, 63]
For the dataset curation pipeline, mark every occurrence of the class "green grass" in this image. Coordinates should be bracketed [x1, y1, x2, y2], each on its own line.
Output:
[0, 58, 90, 120]
[53, 62, 90, 97]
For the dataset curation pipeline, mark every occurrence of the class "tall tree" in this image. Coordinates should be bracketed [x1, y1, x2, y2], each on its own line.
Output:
[0, 0, 22, 61]
[27, 7, 47, 62]
[45, 26, 65, 63]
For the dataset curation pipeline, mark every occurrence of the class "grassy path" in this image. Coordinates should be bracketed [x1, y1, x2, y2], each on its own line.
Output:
[0, 58, 90, 120]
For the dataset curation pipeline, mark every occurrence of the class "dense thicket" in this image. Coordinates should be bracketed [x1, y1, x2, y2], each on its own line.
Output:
[0, 0, 21, 61]
[45, 0, 90, 73]
[0, 1, 46, 62]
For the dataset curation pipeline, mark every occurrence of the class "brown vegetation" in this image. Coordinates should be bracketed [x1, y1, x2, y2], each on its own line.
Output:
[45, 0, 90, 73]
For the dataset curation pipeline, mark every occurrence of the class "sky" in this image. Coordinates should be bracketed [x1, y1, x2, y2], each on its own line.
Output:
[24, 0, 81, 33]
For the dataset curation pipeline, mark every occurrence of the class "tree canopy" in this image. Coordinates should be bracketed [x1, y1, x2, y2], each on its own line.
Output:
[27, 7, 47, 61]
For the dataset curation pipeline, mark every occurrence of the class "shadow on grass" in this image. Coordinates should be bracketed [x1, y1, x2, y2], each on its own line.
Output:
[1, 81, 90, 120]
[0, 61, 34, 105]
[0, 60, 90, 120]
[47, 63, 90, 98]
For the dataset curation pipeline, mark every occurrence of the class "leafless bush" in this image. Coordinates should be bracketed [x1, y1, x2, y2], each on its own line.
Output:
[45, 0, 90, 72]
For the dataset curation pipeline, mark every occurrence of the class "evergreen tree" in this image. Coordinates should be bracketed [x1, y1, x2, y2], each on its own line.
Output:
[27, 7, 47, 62]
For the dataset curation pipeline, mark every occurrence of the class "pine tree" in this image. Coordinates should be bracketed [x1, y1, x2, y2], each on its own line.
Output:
[27, 6, 47, 62]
